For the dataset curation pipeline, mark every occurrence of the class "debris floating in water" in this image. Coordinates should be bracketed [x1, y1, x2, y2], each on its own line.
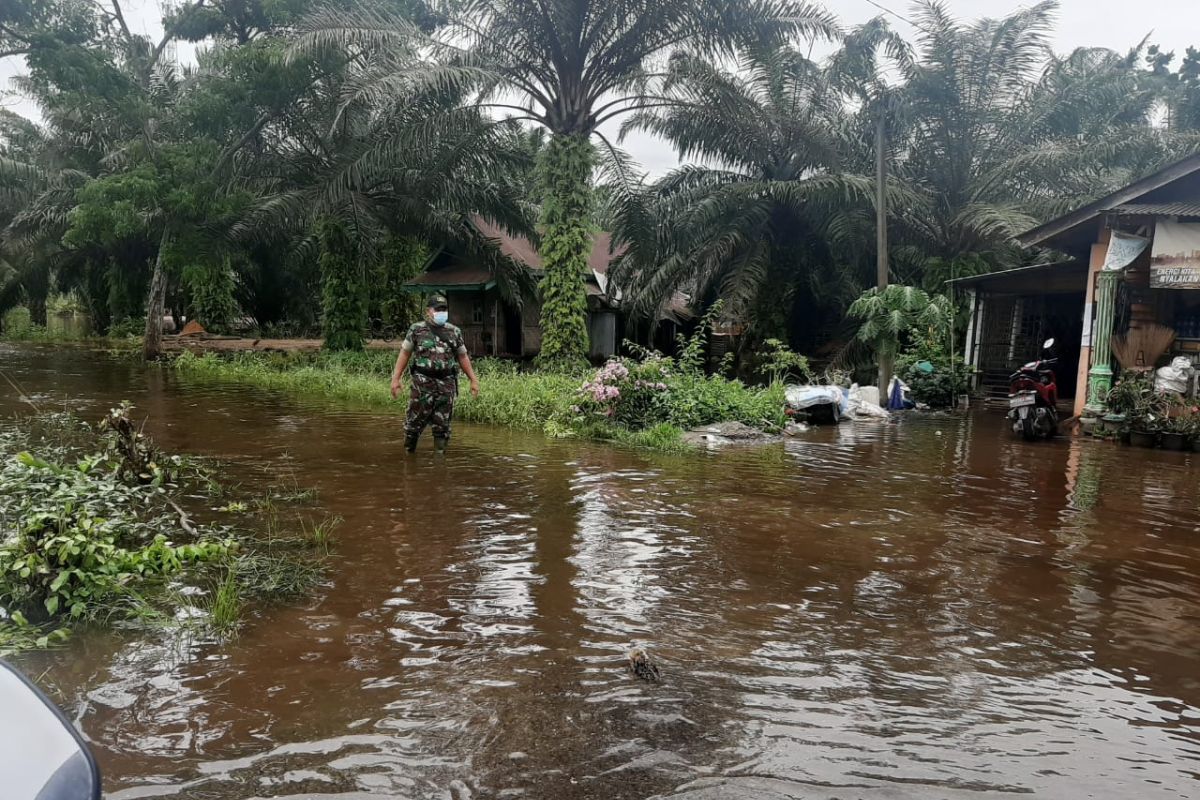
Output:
[628, 647, 662, 683]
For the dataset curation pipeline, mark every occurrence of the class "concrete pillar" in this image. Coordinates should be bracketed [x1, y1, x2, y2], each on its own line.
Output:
[1084, 269, 1121, 415]
[962, 288, 981, 394]
[1074, 230, 1113, 418]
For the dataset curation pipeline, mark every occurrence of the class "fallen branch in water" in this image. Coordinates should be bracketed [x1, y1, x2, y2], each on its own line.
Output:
[167, 498, 197, 536]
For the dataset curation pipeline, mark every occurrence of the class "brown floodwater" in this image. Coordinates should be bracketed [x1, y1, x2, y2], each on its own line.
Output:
[4, 343, 1200, 800]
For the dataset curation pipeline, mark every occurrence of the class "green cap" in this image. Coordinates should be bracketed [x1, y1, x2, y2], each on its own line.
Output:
[427, 293, 449, 309]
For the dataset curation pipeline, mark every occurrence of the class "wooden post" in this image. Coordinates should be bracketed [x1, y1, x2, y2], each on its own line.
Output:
[875, 115, 891, 399]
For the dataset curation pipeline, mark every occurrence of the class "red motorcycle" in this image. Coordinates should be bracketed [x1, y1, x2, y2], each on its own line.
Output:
[1007, 338, 1059, 441]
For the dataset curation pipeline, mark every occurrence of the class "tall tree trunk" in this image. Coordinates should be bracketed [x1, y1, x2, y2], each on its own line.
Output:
[875, 115, 891, 399]
[27, 292, 47, 328]
[143, 229, 172, 361]
[536, 134, 594, 366]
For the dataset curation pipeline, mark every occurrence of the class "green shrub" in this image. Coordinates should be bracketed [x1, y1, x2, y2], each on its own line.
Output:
[568, 305, 789, 434]
[107, 317, 143, 339]
[1, 307, 46, 340]
[0, 410, 329, 651]
[897, 353, 968, 408]
[758, 338, 812, 384]
[0, 451, 233, 618]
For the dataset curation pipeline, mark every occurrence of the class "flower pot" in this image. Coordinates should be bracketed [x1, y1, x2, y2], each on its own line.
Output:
[1130, 430, 1159, 448]
[1161, 432, 1187, 451]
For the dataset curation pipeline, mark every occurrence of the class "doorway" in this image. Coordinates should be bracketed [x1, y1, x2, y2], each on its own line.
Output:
[503, 303, 523, 356]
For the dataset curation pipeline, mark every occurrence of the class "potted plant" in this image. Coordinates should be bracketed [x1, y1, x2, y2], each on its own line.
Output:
[1161, 416, 1189, 451]
[1118, 374, 1166, 448]
[1129, 420, 1160, 448]
[1160, 398, 1199, 451]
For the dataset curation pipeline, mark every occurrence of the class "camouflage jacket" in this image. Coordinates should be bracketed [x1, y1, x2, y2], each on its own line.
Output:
[403, 321, 467, 388]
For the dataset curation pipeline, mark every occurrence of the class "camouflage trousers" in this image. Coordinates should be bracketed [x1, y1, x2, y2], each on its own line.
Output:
[405, 373, 457, 440]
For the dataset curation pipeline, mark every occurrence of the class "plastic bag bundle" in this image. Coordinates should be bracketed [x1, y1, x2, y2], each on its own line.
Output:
[1155, 356, 1195, 395]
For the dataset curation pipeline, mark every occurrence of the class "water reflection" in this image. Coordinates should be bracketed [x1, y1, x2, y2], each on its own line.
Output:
[3, 345, 1200, 799]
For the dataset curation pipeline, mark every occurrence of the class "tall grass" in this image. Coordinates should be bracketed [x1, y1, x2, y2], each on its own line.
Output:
[206, 565, 243, 636]
[173, 350, 583, 429]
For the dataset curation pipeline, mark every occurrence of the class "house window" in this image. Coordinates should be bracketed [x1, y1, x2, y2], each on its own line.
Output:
[472, 301, 484, 324]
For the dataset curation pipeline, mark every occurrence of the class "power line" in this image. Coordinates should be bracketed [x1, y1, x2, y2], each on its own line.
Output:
[861, 0, 932, 34]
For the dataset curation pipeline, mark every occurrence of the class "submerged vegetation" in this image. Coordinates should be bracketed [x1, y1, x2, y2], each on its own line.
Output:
[0, 406, 333, 655]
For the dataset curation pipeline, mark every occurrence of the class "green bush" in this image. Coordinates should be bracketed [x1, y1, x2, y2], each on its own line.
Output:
[569, 305, 789, 433]
[1, 307, 45, 340]
[0, 450, 233, 619]
[757, 338, 812, 384]
[897, 354, 968, 408]
[107, 317, 143, 339]
[570, 353, 786, 434]
[0, 409, 329, 651]
[895, 336, 968, 409]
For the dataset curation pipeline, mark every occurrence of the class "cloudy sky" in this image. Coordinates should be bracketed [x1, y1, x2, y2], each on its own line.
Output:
[3, 0, 1199, 174]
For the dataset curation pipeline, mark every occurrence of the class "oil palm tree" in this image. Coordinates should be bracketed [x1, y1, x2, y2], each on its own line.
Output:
[296, 0, 838, 363]
[887, 0, 1178, 260]
[229, 61, 539, 349]
[608, 43, 906, 347]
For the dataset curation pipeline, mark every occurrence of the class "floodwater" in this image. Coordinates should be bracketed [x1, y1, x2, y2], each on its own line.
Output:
[4, 344, 1200, 800]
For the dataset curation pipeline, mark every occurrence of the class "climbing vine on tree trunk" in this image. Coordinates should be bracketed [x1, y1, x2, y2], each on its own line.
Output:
[319, 218, 367, 351]
[536, 135, 594, 367]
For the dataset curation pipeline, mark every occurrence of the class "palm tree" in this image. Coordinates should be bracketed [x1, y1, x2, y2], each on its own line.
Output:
[229, 53, 539, 349]
[887, 0, 1180, 261]
[608, 44, 901, 347]
[296, 0, 838, 363]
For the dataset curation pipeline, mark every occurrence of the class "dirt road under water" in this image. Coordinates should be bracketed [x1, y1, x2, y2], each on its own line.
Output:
[3, 344, 1200, 800]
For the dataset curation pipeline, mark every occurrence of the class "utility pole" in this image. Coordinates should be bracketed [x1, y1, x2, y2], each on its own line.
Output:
[875, 114, 891, 400]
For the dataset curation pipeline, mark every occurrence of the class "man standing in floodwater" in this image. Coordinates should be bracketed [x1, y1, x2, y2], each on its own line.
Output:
[390, 294, 480, 453]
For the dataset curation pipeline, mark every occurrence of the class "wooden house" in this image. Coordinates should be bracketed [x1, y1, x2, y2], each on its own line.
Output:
[406, 218, 622, 360]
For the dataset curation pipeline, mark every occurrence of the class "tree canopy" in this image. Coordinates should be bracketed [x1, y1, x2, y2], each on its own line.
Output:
[0, 0, 1196, 364]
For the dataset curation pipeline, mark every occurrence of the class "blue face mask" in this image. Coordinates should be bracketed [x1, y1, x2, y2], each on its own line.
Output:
[432, 310, 449, 326]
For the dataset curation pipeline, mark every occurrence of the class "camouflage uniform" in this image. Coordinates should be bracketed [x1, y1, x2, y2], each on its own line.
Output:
[402, 320, 467, 449]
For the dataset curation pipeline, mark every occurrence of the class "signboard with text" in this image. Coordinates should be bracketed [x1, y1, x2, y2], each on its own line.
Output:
[1151, 220, 1200, 289]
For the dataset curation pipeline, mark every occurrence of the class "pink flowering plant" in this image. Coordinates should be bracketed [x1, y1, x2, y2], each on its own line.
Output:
[556, 304, 791, 441]
[575, 356, 674, 428]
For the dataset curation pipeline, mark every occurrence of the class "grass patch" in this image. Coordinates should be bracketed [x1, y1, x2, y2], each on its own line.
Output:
[172, 349, 583, 430]
[172, 345, 787, 452]
[205, 566, 243, 636]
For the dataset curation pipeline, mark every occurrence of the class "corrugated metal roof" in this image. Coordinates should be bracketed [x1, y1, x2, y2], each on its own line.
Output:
[1106, 202, 1200, 217]
[407, 262, 496, 289]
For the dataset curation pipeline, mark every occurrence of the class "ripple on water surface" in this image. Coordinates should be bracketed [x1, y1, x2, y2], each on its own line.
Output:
[3, 347, 1200, 799]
